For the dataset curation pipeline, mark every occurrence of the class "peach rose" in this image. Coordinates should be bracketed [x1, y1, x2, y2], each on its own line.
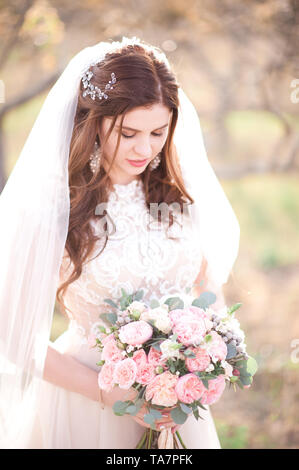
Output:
[175, 373, 206, 404]
[145, 371, 178, 407]
[186, 347, 211, 372]
[119, 320, 153, 345]
[101, 337, 124, 363]
[200, 375, 226, 405]
[98, 362, 116, 392]
[113, 358, 137, 390]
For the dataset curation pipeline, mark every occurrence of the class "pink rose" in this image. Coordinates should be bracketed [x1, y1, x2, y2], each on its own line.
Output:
[119, 320, 153, 345]
[145, 371, 178, 407]
[101, 338, 124, 363]
[205, 331, 227, 362]
[98, 362, 116, 392]
[186, 347, 211, 372]
[200, 375, 226, 405]
[113, 358, 137, 390]
[175, 373, 206, 404]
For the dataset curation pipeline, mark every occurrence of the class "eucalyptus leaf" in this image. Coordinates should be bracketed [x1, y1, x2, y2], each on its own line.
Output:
[150, 299, 160, 309]
[113, 401, 129, 415]
[144, 413, 155, 425]
[170, 407, 188, 425]
[100, 313, 117, 325]
[151, 342, 161, 352]
[239, 375, 252, 386]
[149, 409, 163, 420]
[226, 342, 237, 360]
[246, 356, 258, 376]
[134, 290, 144, 301]
[104, 298, 119, 309]
[125, 405, 137, 415]
[164, 297, 184, 310]
[192, 291, 216, 309]
[179, 403, 192, 414]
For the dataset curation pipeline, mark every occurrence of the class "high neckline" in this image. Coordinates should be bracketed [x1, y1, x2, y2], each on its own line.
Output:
[112, 178, 141, 188]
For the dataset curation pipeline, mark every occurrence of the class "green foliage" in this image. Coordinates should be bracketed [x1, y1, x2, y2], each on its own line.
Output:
[192, 291, 217, 309]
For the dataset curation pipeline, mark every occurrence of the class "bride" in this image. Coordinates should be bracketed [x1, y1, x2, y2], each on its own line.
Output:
[0, 36, 240, 449]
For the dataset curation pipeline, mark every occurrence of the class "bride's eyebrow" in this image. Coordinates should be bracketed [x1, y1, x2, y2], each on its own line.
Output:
[115, 123, 169, 132]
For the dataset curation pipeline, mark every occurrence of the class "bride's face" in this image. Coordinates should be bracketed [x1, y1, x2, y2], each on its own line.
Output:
[99, 103, 172, 184]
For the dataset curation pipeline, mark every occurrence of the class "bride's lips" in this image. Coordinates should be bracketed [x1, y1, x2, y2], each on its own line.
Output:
[126, 158, 149, 167]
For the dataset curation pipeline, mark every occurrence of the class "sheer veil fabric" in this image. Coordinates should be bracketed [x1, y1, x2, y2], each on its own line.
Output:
[0, 37, 240, 448]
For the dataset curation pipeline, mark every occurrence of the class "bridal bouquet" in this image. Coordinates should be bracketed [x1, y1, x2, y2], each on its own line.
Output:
[89, 288, 257, 449]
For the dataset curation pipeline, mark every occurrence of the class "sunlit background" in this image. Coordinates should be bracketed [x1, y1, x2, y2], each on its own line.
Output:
[1, 0, 298, 449]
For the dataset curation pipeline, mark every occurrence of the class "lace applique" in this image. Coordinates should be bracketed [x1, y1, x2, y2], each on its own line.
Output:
[59, 178, 203, 340]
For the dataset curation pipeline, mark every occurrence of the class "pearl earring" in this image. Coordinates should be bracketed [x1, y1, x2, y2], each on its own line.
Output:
[89, 140, 102, 174]
[149, 152, 162, 171]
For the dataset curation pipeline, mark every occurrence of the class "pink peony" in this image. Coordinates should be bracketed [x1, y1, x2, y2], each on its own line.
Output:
[170, 306, 213, 330]
[132, 348, 161, 385]
[132, 349, 147, 367]
[148, 347, 167, 367]
[175, 373, 206, 404]
[135, 363, 156, 386]
[205, 331, 227, 362]
[200, 375, 226, 405]
[101, 333, 115, 346]
[113, 358, 137, 390]
[119, 320, 153, 346]
[145, 371, 178, 407]
[101, 338, 124, 363]
[186, 347, 211, 372]
[172, 319, 208, 346]
[98, 362, 116, 392]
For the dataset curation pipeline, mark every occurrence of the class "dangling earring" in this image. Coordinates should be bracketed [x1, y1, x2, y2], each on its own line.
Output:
[149, 151, 162, 171]
[89, 140, 102, 174]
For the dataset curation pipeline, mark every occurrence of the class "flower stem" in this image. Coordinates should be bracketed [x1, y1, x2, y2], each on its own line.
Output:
[135, 430, 147, 449]
[148, 428, 153, 448]
[176, 431, 187, 449]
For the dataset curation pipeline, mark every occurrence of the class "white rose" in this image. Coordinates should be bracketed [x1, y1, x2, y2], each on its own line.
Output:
[221, 360, 234, 378]
[160, 339, 181, 360]
[127, 301, 147, 315]
[154, 316, 172, 334]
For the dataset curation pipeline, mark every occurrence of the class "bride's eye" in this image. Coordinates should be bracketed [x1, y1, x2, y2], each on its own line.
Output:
[121, 132, 163, 139]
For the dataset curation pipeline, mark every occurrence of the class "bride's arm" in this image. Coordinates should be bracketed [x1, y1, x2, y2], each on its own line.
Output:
[42, 343, 136, 406]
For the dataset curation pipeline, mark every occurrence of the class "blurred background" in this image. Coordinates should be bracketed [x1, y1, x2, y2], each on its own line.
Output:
[1, 0, 298, 449]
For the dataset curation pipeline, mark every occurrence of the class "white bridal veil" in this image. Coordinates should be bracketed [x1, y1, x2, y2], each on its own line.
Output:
[0, 36, 240, 447]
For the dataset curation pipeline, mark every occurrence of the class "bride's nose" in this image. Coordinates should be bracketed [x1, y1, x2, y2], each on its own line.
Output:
[133, 137, 152, 159]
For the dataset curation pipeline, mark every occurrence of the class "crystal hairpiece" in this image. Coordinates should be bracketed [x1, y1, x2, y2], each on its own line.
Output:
[82, 71, 116, 101]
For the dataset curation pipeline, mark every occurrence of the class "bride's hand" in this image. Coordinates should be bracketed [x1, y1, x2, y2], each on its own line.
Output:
[101, 386, 138, 408]
[132, 403, 181, 433]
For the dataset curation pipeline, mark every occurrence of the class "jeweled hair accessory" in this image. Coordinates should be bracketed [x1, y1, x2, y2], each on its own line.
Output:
[82, 71, 116, 100]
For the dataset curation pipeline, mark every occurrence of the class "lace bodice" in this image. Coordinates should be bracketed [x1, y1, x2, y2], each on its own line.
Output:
[59, 178, 203, 342]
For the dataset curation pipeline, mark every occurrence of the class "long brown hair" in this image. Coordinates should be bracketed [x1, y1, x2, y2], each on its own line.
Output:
[56, 40, 194, 316]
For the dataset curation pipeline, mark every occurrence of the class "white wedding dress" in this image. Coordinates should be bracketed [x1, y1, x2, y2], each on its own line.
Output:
[27, 178, 221, 449]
